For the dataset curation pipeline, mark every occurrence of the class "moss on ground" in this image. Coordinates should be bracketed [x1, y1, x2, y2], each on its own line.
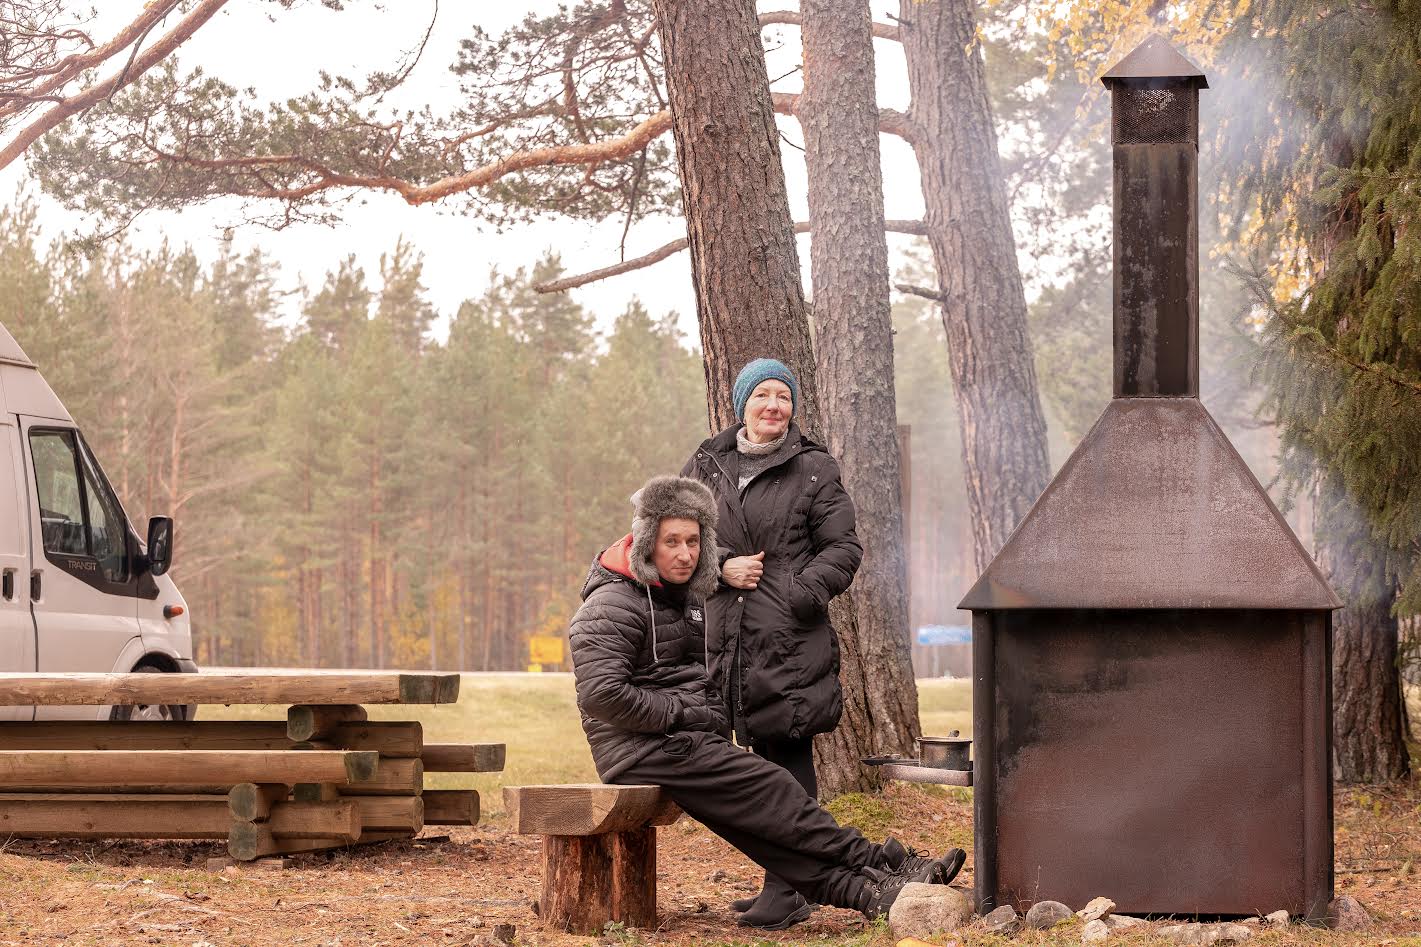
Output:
[824, 792, 898, 841]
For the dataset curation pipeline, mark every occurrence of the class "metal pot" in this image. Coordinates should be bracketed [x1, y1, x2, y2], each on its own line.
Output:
[918, 734, 972, 771]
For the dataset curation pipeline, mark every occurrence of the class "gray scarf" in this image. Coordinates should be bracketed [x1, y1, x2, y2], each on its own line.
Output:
[736, 427, 790, 491]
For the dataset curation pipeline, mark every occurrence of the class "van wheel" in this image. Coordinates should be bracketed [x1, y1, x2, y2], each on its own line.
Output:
[109, 663, 189, 722]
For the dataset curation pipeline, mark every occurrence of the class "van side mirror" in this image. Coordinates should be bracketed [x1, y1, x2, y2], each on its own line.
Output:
[146, 516, 174, 576]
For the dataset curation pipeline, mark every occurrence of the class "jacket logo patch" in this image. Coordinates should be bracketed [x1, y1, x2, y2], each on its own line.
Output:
[689, 608, 703, 622]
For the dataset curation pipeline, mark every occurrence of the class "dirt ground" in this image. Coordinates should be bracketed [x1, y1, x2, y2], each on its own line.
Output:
[0, 781, 1417, 947]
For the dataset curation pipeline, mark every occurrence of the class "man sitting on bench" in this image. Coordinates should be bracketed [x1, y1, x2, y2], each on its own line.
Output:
[568, 475, 965, 929]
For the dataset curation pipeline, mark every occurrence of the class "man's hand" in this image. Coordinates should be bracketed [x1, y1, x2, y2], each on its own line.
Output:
[722, 551, 765, 590]
[676, 703, 722, 732]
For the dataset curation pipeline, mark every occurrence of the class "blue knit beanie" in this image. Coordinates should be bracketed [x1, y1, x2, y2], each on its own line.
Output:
[732, 358, 799, 423]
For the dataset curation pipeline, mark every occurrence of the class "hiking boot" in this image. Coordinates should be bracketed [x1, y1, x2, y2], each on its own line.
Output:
[853, 849, 968, 919]
[879, 837, 934, 874]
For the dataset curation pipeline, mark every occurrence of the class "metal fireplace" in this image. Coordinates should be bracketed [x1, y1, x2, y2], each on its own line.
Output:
[959, 35, 1340, 921]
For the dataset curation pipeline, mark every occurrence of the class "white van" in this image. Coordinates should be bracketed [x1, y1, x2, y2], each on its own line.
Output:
[0, 324, 194, 722]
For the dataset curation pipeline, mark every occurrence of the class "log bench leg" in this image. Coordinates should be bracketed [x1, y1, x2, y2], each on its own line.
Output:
[541, 827, 656, 934]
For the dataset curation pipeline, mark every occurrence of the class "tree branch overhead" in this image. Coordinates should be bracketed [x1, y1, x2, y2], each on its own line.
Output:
[537, 219, 928, 293]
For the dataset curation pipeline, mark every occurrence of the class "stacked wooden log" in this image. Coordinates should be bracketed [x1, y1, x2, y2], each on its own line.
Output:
[0, 694, 502, 860]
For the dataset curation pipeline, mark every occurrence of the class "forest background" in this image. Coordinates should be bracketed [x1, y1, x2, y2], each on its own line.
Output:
[0, 0, 1329, 675]
[0, 0, 1411, 723]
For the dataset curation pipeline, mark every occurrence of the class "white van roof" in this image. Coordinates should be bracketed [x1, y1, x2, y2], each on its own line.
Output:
[0, 322, 72, 422]
[0, 323, 35, 368]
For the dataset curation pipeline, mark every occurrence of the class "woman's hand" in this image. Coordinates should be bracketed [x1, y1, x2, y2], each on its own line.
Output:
[722, 551, 765, 590]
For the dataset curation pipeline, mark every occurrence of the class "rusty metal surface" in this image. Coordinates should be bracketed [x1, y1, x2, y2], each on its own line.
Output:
[972, 613, 997, 913]
[1301, 612, 1335, 921]
[983, 609, 1323, 915]
[1101, 34, 1209, 88]
[958, 399, 1341, 611]
[1113, 137, 1198, 396]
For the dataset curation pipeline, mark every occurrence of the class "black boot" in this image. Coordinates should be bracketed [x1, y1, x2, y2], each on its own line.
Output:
[879, 837, 928, 871]
[852, 849, 968, 919]
[878, 838, 966, 884]
[735, 873, 816, 930]
[728, 894, 757, 913]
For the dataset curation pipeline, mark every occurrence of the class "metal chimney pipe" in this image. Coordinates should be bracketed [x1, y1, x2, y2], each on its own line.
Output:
[1101, 36, 1208, 398]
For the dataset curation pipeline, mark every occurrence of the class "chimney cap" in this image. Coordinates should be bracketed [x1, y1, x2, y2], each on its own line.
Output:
[1101, 34, 1209, 88]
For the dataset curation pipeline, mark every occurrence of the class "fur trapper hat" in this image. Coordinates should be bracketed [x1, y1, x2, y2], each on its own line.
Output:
[628, 475, 719, 598]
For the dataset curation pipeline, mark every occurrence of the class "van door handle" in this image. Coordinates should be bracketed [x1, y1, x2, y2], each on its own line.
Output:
[1, 569, 13, 601]
[29, 570, 40, 602]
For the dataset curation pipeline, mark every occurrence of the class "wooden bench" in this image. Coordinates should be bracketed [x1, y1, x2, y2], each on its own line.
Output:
[504, 784, 682, 934]
[0, 671, 501, 861]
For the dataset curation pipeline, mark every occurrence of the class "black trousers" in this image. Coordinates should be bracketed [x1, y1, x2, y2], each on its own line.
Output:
[613, 731, 877, 909]
[754, 735, 818, 799]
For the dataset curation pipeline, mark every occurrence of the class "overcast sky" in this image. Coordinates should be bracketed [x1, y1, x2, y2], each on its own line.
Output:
[3, 1, 977, 346]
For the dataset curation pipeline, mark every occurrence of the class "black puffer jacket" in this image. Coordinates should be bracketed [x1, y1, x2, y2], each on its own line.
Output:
[569, 534, 728, 782]
[681, 423, 863, 742]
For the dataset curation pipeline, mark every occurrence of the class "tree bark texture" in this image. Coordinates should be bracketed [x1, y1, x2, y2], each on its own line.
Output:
[540, 829, 657, 934]
[798, 0, 920, 795]
[1317, 481, 1411, 784]
[651, 0, 819, 433]
[900, 0, 1052, 572]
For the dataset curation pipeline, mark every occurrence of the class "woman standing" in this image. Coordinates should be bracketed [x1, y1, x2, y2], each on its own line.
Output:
[681, 358, 863, 930]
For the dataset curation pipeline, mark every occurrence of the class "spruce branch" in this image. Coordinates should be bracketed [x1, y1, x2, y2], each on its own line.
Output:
[1284, 326, 1421, 397]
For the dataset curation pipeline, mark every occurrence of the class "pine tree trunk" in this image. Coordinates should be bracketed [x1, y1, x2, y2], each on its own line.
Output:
[899, 0, 1052, 572]
[341, 533, 357, 668]
[1317, 480, 1411, 783]
[798, 0, 920, 795]
[369, 449, 384, 669]
[311, 565, 323, 667]
[457, 477, 470, 671]
[650, 0, 818, 433]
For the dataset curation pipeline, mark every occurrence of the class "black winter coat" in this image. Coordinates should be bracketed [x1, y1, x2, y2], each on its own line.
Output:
[681, 423, 863, 742]
[568, 536, 729, 782]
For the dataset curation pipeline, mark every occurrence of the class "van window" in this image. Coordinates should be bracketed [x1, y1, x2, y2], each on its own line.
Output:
[30, 431, 87, 556]
[77, 442, 129, 583]
[29, 430, 130, 583]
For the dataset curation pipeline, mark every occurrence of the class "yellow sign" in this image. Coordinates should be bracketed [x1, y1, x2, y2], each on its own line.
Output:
[529, 635, 565, 666]
[527, 663, 543, 673]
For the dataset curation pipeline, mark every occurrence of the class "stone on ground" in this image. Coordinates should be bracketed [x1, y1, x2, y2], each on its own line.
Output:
[1026, 899, 1073, 929]
[1263, 909, 1290, 927]
[887, 883, 973, 940]
[980, 904, 1020, 934]
[1082, 918, 1110, 942]
[1078, 896, 1115, 922]
[1328, 895, 1372, 931]
[1158, 921, 1253, 944]
[1104, 914, 1146, 930]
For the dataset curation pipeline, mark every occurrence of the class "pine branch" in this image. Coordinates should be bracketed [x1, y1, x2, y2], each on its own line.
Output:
[535, 220, 928, 293]
[0, 0, 184, 122]
[757, 10, 902, 43]
[0, 0, 228, 171]
[895, 283, 944, 303]
[124, 91, 914, 208]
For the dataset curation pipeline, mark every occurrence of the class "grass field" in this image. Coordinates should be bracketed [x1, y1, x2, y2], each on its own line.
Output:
[5, 676, 1417, 945]
[197, 674, 973, 812]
